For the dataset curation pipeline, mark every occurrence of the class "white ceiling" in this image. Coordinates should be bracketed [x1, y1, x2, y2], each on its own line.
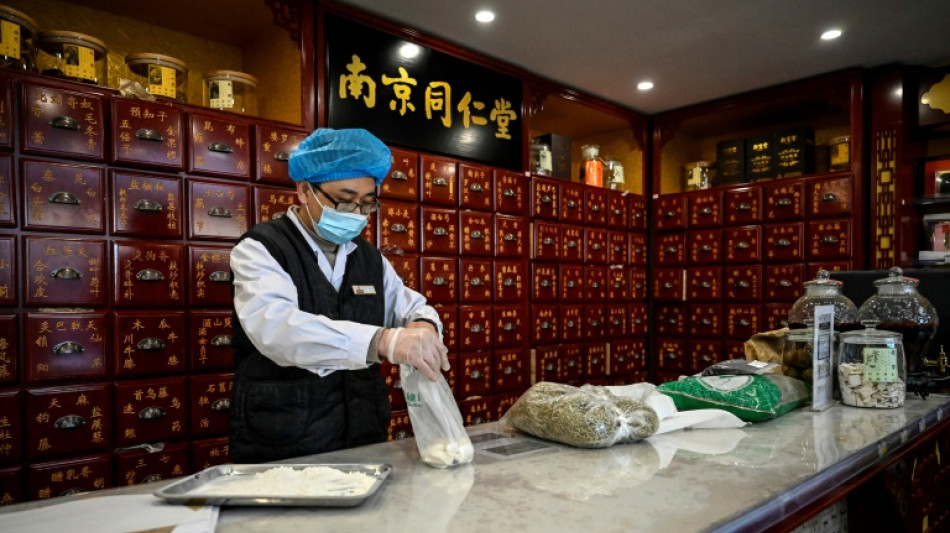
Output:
[335, 0, 950, 114]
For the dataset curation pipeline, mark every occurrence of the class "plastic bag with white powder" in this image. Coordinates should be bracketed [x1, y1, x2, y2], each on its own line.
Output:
[400, 364, 474, 468]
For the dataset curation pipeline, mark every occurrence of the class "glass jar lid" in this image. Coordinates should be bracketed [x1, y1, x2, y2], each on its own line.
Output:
[872, 266, 919, 289]
[0, 5, 39, 36]
[38, 31, 108, 58]
[839, 326, 902, 345]
[125, 52, 188, 76]
[203, 69, 259, 88]
[803, 269, 843, 288]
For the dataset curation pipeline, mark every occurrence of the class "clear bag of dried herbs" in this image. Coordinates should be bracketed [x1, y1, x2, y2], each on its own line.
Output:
[503, 382, 659, 448]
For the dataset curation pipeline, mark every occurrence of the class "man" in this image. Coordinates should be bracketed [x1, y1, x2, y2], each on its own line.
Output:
[229, 128, 449, 463]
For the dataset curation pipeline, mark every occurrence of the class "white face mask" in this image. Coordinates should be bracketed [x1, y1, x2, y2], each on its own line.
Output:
[304, 183, 368, 244]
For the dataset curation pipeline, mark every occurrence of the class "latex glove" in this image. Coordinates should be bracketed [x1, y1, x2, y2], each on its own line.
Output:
[406, 320, 438, 336]
[381, 327, 449, 381]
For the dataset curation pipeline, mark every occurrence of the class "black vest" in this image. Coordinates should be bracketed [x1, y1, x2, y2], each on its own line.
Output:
[229, 215, 391, 463]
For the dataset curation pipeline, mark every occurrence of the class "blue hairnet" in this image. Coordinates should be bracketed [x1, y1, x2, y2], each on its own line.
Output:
[288, 128, 392, 185]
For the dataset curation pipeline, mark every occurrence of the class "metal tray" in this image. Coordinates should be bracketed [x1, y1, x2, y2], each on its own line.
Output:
[153, 463, 392, 507]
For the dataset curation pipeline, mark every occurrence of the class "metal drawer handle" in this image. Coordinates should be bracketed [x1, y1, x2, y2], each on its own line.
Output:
[209, 270, 232, 282]
[212, 398, 231, 412]
[635, 212, 643, 219]
[136, 269, 164, 281]
[142, 474, 164, 483]
[272, 212, 285, 219]
[699, 207, 713, 216]
[53, 341, 84, 355]
[591, 243, 602, 250]
[665, 246, 678, 255]
[54, 414, 85, 429]
[663, 210, 676, 218]
[134, 128, 162, 142]
[137, 337, 166, 351]
[48, 191, 80, 205]
[613, 208, 623, 216]
[469, 183, 484, 192]
[821, 235, 840, 244]
[778, 319, 789, 328]
[540, 279, 551, 287]
[504, 233, 517, 242]
[702, 355, 713, 363]
[139, 406, 166, 420]
[821, 192, 838, 202]
[700, 318, 712, 326]
[635, 318, 643, 324]
[540, 321, 551, 330]
[542, 237, 555, 245]
[433, 177, 448, 187]
[503, 322, 515, 331]
[666, 318, 678, 325]
[503, 188, 517, 198]
[591, 281, 601, 288]
[566, 240, 578, 249]
[613, 318, 623, 325]
[503, 277, 515, 287]
[211, 335, 232, 347]
[470, 324, 483, 333]
[391, 223, 408, 233]
[433, 227, 448, 236]
[567, 281, 577, 288]
[738, 319, 752, 327]
[391, 170, 408, 181]
[665, 352, 677, 360]
[699, 244, 713, 252]
[700, 281, 712, 289]
[591, 205, 601, 212]
[613, 281, 622, 288]
[541, 194, 553, 204]
[775, 198, 793, 207]
[433, 277, 448, 286]
[470, 230, 485, 239]
[635, 282, 644, 289]
[469, 369, 483, 379]
[133, 198, 163, 212]
[613, 245, 623, 253]
[634, 246, 643, 254]
[51, 266, 82, 280]
[735, 241, 750, 250]
[567, 360, 577, 368]
[567, 200, 578, 209]
[208, 141, 233, 153]
[737, 202, 752, 211]
[208, 207, 232, 218]
[274, 151, 290, 162]
[735, 280, 751, 288]
[469, 277, 484, 286]
[778, 279, 793, 287]
[776, 239, 792, 247]
[617, 355, 627, 363]
[503, 366, 515, 375]
[49, 115, 81, 130]
[662, 282, 673, 289]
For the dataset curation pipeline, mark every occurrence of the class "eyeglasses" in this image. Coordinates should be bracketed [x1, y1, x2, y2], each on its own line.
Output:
[310, 183, 380, 215]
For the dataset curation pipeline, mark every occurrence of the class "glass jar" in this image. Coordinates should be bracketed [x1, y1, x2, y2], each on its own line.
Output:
[37, 31, 108, 85]
[684, 161, 711, 191]
[125, 53, 188, 102]
[580, 144, 603, 187]
[856, 267, 939, 376]
[203, 70, 258, 115]
[829, 135, 850, 172]
[782, 327, 819, 383]
[0, 4, 38, 72]
[837, 324, 906, 408]
[606, 159, 624, 190]
[787, 269, 860, 331]
[531, 142, 552, 176]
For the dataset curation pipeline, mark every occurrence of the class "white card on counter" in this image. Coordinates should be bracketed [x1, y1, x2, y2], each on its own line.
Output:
[811, 305, 835, 411]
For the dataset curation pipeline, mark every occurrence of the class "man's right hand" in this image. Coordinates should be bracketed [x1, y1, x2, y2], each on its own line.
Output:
[380, 327, 449, 381]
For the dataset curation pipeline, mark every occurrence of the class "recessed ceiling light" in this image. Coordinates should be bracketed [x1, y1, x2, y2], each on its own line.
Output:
[637, 81, 654, 91]
[475, 10, 495, 23]
[821, 29, 843, 40]
[399, 43, 421, 59]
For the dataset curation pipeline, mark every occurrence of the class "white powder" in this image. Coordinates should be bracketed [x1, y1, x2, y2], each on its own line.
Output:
[190, 466, 378, 497]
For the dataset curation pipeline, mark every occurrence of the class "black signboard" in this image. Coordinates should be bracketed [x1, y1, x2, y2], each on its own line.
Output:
[326, 14, 523, 170]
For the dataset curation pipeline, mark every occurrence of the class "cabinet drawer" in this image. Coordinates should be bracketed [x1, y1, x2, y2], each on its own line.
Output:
[493, 260, 527, 303]
[561, 344, 584, 382]
[377, 200, 419, 254]
[532, 220, 560, 260]
[628, 303, 649, 336]
[725, 265, 763, 301]
[388, 409, 412, 440]
[188, 245, 232, 307]
[458, 351, 492, 399]
[584, 265, 607, 301]
[25, 312, 108, 384]
[724, 226, 762, 263]
[765, 264, 804, 302]
[0, 466, 24, 505]
[113, 241, 185, 307]
[559, 181, 585, 223]
[606, 190, 628, 229]
[114, 310, 186, 377]
[653, 267, 685, 301]
[0, 237, 12, 308]
[0, 314, 16, 385]
[724, 304, 762, 340]
[687, 266, 722, 301]
[535, 345, 562, 382]
[115, 441, 188, 486]
[0, 76, 11, 150]
[381, 362, 405, 410]
[189, 373, 233, 438]
[26, 384, 112, 460]
[420, 257, 458, 304]
[584, 227, 608, 264]
[725, 187, 762, 225]
[492, 304, 526, 348]
[807, 175, 852, 217]
[690, 340, 724, 373]
[0, 390, 23, 464]
[763, 222, 804, 262]
[386, 253, 419, 292]
[381, 147, 419, 201]
[530, 176, 559, 220]
[493, 214, 528, 258]
[0, 154, 12, 227]
[560, 304, 583, 342]
[530, 304, 559, 345]
[187, 111, 251, 179]
[420, 206, 458, 255]
[655, 195, 687, 230]
[459, 258, 493, 303]
[459, 305, 492, 351]
[25, 236, 107, 307]
[629, 269, 647, 301]
[688, 190, 723, 228]
[690, 229, 723, 264]
[764, 303, 793, 330]
[190, 437, 231, 473]
[559, 224, 583, 262]
[689, 304, 723, 337]
[460, 397, 493, 426]
[189, 310, 234, 372]
[584, 304, 606, 340]
[492, 347, 529, 393]
[607, 230, 628, 265]
[420, 155, 458, 206]
[559, 264, 584, 302]
[610, 338, 647, 375]
[656, 304, 687, 336]
[607, 266, 628, 301]
[494, 170, 528, 216]
[585, 342, 608, 379]
[655, 232, 686, 265]
[806, 261, 852, 280]
[112, 97, 184, 170]
[115, 377, 187, 447]
[807, 219, 852, 260]
[187, 178, 249, 240]
[251, 185, 295, 225]
[584, 186, 608, 226]
[460, 210, 493, 256]
[530, 262, 558, 302]
[606, 304, 627, 338]
[656, 338, 688, 372]
[764, 180, 804, 221]
[628, 194, 648, 230]
[29, 454, 111, 500]
[23, 159, 105, 234]
[111, 170, 183, 238]
[254, 124, 305, 184]
[628, 232, 647, 266]
[22, 81, 106, 161]
[433, 304, 458, 352]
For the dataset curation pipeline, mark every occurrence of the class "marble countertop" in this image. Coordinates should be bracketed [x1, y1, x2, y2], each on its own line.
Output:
[4, 395, 949, 532]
